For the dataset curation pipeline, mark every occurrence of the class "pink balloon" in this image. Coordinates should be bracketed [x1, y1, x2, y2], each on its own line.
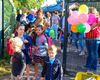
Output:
[68, 15, 80, 25]
[71, 11, 79, 16]
[84, 23, 91, 33]
[87, 13, 96, 25]
[79, 14, 88, 23]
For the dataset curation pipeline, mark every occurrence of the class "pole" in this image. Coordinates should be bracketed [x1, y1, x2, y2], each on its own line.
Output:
[1, 0, 4, 58]
[62, 0, 64, 16]
[63, 0, 69, 74]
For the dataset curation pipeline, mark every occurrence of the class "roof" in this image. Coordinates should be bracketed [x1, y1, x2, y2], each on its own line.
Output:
[42, 3, 62, 12]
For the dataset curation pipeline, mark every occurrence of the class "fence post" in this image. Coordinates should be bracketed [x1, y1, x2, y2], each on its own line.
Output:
[63, 0, 69, 74]
[0, 0, 4, 58]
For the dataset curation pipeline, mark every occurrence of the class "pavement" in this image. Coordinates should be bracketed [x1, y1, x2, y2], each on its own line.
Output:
[0, 65, 74, 80]
[1, 39, 100, 80]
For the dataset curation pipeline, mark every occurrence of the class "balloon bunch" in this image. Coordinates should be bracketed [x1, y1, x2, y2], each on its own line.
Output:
[68, 4, 91, 33]
[45, 29, 55, 39]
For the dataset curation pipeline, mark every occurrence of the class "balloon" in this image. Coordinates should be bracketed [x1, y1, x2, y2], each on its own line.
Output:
[68, 15, 80, 25]
[49, 29, 55, 38]
[87, 13, 96, 25]
[84, 23, 91, 33]
[71, 11, 79, 16]
[26, 14, 36, 22]
[71, 25, 78, 33]
[45, 29, 50, 36]
[79, 14, 88, 23]
[79, 4, 88, 14]
[77, 23, 86, 33]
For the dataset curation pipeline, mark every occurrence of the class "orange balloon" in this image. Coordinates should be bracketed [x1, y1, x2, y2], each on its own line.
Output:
[71, 25, 78, 32]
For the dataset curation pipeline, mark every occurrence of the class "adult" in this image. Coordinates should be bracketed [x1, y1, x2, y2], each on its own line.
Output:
[34, 9, 44, 27]
[85, 7, 100, 72]
[16, 9, 22, 23]
[46, 12, 51, 26]
[51, 11, 60, 40]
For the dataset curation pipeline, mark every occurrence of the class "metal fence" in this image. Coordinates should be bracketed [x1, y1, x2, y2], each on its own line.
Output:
[64, 1, 100, 76]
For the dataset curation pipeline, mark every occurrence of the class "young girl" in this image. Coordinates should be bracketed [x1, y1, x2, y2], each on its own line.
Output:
[32, 25, 48, 79]
[40, 45, 63, 80]
[12, 24, 31, 80]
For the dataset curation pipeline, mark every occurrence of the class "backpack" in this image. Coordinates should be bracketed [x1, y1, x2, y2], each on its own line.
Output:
[41, 34, 53, 47]
[6, 39, 14, 56]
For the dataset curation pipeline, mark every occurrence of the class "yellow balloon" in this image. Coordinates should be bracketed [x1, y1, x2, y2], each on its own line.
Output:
[79, 4, 88, 14]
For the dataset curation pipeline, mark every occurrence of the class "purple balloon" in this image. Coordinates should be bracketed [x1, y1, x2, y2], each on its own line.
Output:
[71, 11, 79, 16]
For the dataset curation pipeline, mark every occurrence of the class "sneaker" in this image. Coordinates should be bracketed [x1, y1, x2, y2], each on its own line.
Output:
[79, 51, 85, 56]
[74, 49, 80, 52]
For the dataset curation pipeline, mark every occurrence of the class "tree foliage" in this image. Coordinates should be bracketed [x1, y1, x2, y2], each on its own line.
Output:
[13, 0, 45, 10]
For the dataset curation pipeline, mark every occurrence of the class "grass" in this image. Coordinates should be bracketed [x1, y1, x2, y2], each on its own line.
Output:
[0, 59, 11, 77]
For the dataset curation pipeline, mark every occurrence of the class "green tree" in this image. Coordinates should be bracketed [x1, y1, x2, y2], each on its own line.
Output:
[13, 0, 45, 10]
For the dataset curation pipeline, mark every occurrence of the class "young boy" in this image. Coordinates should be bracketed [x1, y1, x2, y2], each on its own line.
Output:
[40, 45, 63, 80]
[11, 37, 26, 80]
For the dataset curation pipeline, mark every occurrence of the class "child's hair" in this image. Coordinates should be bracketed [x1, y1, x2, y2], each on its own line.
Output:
[47, 45, 57, 53]
[69, 2, 80, 11]
[88, 7, 97, 14]
[36, 8, 43, 15]
[36, 25, 44, 30]
[11, 37, 23, 51]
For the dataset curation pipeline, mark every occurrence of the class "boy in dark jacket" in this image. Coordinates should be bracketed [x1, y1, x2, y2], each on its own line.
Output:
[40, 45, 63, 80]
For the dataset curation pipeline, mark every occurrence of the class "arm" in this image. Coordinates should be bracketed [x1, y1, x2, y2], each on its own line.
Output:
[98, 18, 100, 26]
[91, 22, 98, 30]
[58, 62, 63, 80]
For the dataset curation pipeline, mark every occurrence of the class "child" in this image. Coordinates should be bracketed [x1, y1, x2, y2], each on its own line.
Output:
[11, 37, 26, 80]
[40, 45, 63, 80]
[32, 25, 48, 79]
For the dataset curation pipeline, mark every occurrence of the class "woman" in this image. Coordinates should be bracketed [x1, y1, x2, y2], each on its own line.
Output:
[34, 8, 47, 28]
[85, 7, 100, 72]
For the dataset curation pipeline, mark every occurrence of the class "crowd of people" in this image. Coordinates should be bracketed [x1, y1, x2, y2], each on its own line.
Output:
[6, 8, 63, 80]
[6, 2, 100, 80]
[68, 3, 100, 73]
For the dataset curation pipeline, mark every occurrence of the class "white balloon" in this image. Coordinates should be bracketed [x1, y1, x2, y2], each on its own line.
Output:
[84, 23, 91, 33]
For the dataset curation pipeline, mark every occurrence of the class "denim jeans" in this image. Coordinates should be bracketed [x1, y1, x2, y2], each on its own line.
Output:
[71, 33, 84, 51]
[85, 39, 100, 70]
[51, 24, 58, 40]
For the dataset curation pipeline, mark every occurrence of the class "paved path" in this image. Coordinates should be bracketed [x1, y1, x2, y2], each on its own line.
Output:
[1, 40, 100, 80]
